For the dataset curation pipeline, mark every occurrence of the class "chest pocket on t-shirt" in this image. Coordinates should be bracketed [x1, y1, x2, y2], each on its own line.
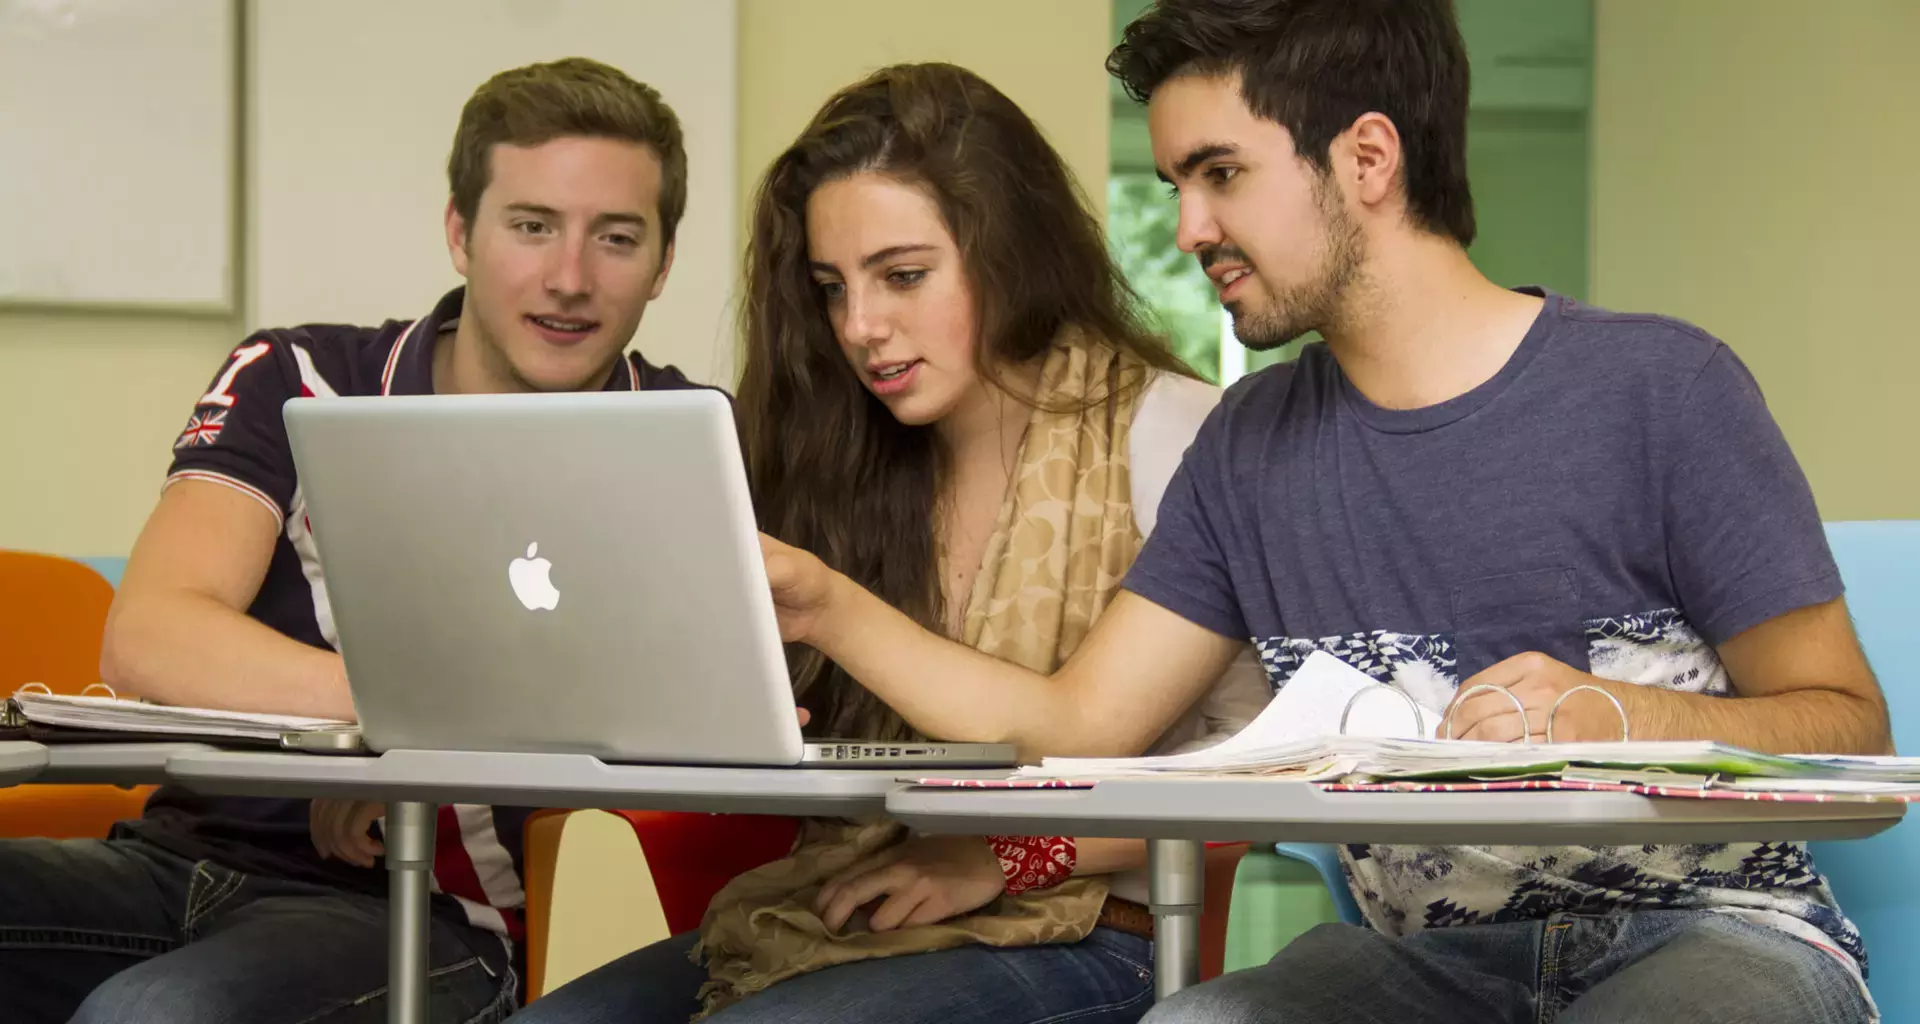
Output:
[1450, 567, 1588, 679]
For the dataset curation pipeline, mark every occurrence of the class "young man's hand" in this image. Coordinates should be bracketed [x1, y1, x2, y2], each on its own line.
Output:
[1445, 653, 1632, 743]
[310, 799, 386, 868]
[1447, 597, 1891, 756]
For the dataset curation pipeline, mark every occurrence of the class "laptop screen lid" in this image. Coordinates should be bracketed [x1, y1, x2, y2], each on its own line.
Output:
[283, 389, 807, 766]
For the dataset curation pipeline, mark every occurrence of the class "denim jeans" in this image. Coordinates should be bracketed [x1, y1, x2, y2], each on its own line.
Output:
[1143, 912, 1870, 1024]
[515, 926, 1155, 1024]
[0, 834, 517, 1024]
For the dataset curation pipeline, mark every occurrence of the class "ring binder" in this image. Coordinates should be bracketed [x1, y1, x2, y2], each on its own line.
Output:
[1546, 684, 1630, 743]
[1339, 684, 1425, 738]
[1442, 684, 1532, 744]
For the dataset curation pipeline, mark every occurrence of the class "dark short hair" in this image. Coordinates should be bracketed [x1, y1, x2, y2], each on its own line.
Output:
[1108, 0, 1476, 246]
[448, 57, 688, 245]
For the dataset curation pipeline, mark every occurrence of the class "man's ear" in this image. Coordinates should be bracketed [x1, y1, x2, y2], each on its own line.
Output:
[445, 197, 471, 278]
[1343, 111, 1404, 212]
[648, 238, 677, 300]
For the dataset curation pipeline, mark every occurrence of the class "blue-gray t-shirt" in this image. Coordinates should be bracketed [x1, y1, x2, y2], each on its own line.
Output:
[1124, 288, 1861, 969]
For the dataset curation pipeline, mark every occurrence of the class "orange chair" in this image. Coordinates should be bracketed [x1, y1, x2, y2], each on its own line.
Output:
[521, 810, 1245, 1001]
[0, 551, 156, 839]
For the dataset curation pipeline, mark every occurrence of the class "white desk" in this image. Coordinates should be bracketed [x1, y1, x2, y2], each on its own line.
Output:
[165, 749, 984, 1024]
[38, 742, 218, 785]
[886, 778, 1907, 1001]
[163, 749, 919, 816]
[0, 741, 47, 784]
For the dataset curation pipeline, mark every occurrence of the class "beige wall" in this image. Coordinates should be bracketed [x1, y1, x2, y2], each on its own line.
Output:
[249, 1, 739, 382]
[1, 0, 1115, 560]
[736, 0, 1113, 232]
[1592, 0, 1920, 520]
[0, 311, 236, 556]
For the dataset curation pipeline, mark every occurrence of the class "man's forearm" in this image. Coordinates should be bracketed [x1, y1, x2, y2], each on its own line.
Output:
[1610, 683, 1891, 755]
[102, 589, 355, 721]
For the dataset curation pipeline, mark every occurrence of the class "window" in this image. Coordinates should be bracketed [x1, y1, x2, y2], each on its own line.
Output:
[1107, 173, 1303, 385]
[1105, 0, 1592, 387]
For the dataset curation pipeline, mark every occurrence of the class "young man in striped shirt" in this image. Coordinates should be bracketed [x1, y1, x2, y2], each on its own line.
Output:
[0, 57, 707, 1024]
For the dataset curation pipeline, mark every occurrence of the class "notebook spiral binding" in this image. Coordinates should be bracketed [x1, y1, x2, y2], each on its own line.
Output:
[1335, 680, 1631, 746]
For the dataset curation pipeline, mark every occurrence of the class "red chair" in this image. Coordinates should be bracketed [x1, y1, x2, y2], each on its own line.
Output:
[522, 811, 799, 1000]
[607, 811, 802, 935]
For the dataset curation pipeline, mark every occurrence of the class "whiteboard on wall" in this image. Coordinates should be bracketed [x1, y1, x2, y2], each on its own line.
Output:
[250, 0, 739, 384]
[0, 0, 235, 309]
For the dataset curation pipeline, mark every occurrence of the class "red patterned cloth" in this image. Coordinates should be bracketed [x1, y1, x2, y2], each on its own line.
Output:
[987, 834, 1077, 894]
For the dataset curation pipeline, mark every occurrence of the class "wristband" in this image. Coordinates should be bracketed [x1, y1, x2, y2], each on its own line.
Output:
[987, 834, 1076, 894]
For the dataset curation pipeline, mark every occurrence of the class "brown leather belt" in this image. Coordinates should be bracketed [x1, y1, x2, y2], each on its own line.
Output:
[1096, 895, 1155, 939]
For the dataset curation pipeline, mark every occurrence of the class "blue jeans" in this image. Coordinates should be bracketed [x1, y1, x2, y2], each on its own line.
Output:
[0, 834, 517, 1024]
[516, 927, 1155, 1024]
[1144, 912, 1870, 1024]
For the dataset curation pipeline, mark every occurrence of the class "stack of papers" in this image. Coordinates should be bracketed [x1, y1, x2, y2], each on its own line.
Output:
[1777, 753, 1920, 782]
[1017, 651, 1436, 781]
[1017, 735, 1820, 784]
[1013, 652, 1920, 797]
[13, 691, 350, 743]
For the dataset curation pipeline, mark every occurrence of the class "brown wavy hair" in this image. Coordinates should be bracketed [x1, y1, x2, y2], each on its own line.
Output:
[736, 62, 1192, 741]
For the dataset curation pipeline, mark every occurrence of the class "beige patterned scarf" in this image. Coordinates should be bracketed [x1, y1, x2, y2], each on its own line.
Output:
[689, 337, 1152, 1017]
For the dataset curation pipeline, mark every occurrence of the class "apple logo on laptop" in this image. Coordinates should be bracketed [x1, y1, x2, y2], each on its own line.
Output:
[508, 543, 560, 611]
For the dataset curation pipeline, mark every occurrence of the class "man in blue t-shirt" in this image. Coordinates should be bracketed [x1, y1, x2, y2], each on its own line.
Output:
[758, 2, 1891, 1021]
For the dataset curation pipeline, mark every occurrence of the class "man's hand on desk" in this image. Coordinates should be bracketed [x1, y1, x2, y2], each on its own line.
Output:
[1445, 601, 1892, 756]
[815, 835, 1006, 933]
[311, 799, 386, 868]
[1445, 653, 1634, 744]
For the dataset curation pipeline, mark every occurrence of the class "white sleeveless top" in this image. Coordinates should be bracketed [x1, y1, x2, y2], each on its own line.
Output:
[1107, 372, 1270, 904]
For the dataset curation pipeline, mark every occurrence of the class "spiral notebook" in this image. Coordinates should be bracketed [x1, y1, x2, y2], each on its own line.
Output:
[5, 688, 352, 747]
[998, 652, 1920, 791]
[1012, 651, 1437, 780]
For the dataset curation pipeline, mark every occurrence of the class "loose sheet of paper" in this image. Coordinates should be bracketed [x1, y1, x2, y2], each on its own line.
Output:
[1209, 650, 1435, 756]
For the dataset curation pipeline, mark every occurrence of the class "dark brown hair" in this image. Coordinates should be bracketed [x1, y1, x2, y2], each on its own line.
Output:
[1109, 0, 1476, 246]
[448, 57, 688, 245]
[735, 62, 1190, 741]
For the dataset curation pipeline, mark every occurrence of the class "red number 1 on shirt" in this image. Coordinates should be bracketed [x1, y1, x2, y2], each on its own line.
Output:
[198, 341, 272, 408]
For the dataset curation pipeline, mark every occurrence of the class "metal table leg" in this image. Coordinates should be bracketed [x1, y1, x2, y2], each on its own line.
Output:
[387, 801, 437, 1024]
[1148, 837, 1203, 1002]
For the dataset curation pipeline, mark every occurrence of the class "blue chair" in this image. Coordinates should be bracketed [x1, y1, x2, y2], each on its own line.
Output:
[74, 556, 127, 589]
[1274, 842, 1362, 925]
[1810, 521, 1919, 1018]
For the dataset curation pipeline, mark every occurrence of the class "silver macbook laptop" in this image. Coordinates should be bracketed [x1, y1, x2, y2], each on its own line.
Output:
[282, 389, 1012, 770]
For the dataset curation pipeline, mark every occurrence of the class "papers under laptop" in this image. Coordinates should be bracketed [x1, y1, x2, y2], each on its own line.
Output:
[10, 691, 352, 747]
